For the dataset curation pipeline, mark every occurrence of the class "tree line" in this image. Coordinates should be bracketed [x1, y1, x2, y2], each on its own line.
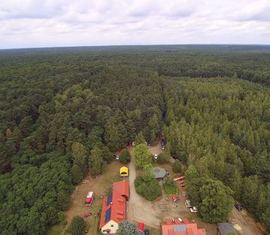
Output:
[163, 78, 270, 229]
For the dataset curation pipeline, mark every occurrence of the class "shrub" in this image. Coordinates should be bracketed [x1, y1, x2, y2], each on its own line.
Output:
[119, 149, 131, 164]
[71, 163, 84, 184]
[68, 216, 86, 235]
[157, 152, 170, 164]
[172, 160, 183, 173]
[58, 211, 67, 225]
[135, 175, 162, 201]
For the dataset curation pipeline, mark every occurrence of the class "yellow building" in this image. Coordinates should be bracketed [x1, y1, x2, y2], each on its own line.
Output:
[120, 166, 128, 177]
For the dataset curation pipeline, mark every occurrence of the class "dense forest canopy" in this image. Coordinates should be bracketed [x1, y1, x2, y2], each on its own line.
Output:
[0, 45, 269, 234]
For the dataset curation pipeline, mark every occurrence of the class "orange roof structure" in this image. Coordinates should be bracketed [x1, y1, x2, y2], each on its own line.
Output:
[162, 219, 206, 235]
[99, 181, 129, 229]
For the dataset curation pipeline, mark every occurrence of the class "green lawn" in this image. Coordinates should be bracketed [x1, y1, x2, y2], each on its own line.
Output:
[163, 180, 178, 195]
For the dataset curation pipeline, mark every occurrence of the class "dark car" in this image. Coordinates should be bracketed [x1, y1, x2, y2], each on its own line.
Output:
[144, 229, 150, 235]
[235, 203, 243, 211]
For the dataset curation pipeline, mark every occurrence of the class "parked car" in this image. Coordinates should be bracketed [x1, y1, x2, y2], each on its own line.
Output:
[235, 203, 243, 211]
[154, 154, 158, 160]
[190, 206, 198, 213]
[144, 229, 150, 235]
[185, 199, 192, 208]
[85, 191, 94, 204]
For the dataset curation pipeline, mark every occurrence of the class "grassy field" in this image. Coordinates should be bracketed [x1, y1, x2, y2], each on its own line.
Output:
[163, 180, 178, 195]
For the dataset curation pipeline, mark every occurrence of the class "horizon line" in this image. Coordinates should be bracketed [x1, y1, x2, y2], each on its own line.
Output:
[1, 43, 270, 51]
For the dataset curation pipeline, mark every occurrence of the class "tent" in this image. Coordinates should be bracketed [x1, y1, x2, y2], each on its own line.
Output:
[120, 166, 128, 177]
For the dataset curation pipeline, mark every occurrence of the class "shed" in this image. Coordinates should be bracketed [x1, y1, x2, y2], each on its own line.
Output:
[152, 167, 167, 179]
[218, 223, 238, 235]
[120, 166, 128, 177]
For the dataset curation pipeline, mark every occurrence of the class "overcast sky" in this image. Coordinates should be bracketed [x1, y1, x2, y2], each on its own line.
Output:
[0, 0, 270, 49]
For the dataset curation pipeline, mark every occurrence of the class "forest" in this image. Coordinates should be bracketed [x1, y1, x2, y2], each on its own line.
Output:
[0, 45, 269, 234]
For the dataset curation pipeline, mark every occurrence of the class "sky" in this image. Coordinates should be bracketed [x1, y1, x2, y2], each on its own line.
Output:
[0, 0, 270, 49]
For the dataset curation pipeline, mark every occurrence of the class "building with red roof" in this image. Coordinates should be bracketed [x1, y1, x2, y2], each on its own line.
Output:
[99, 181, 129, 234]
[162, 219, 206, 235]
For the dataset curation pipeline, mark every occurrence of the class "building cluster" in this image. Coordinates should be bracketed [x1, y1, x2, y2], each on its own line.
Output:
[98, 180, 208, 235]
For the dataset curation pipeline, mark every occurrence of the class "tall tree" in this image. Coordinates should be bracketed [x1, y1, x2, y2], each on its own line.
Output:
[133, 144, 152, 168]
[187, 177, 234, 223]
[88, 145, 104, 176]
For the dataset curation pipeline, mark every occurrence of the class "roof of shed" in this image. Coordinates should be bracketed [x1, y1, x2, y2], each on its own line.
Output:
[152, 167, 166, 178]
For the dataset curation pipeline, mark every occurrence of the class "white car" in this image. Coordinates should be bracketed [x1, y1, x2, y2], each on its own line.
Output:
[190, 206, 198, 213]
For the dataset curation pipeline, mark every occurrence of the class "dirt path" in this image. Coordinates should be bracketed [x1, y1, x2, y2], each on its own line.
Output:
[127, 144, 217, 234]
[127, 156, 217, 234]
[127, 156, 161, 228]
[148, 142, 162, 156]
[229, 208, 265, 235]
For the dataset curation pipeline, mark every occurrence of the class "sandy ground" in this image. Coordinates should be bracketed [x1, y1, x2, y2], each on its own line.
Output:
[127, 155, 161, 228]
[148, 142, 163, 156]
[229, 208, 266, 235]
[64, 161, 123, 235]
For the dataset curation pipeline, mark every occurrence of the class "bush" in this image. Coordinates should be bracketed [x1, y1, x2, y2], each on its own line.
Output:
[172, 160, 183, 173]
[163, 179, 178, 195]
[117, 221, 140, 235]
[135, 175, 162, 201]
[68, 216, 86, 235]
[157, 152, 170, 164]
[58, 211, 67, 225]
[119, 149, 131, 164]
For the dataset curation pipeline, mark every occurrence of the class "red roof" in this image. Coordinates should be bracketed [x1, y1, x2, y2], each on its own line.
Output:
[99, 181, 129, 229]
[162, 219, 206, 235]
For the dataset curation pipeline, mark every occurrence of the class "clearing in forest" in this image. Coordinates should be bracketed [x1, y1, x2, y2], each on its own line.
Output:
[127, 144, 217, 235]
[64, 161, 123, 235]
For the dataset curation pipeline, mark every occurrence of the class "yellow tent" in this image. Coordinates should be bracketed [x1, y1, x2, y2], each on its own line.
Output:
[120, 166, 128, 177]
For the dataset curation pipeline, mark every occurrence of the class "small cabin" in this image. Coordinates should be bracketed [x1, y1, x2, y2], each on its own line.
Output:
[120, 166, 128, 177]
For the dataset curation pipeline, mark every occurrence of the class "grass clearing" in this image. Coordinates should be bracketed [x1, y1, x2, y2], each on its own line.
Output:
[163, 179, 178, 195]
